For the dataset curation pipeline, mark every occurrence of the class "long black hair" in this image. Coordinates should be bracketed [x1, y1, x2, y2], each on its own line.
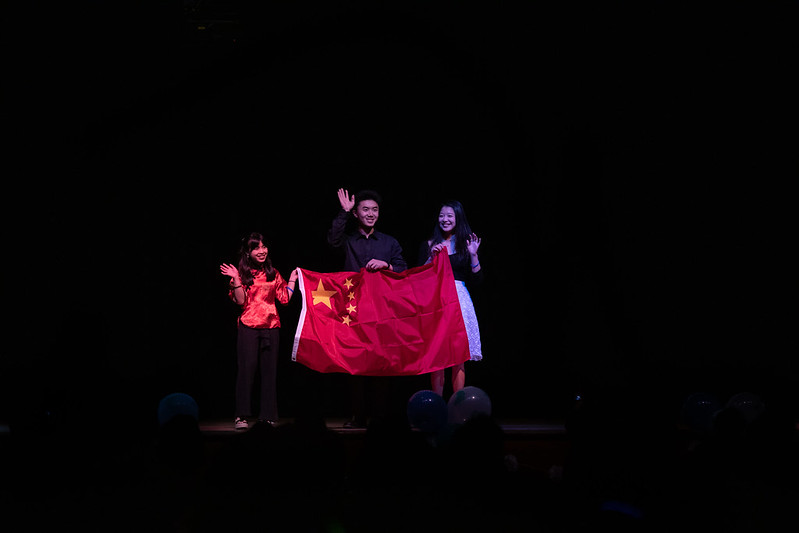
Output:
[238, 232, 276, 286]
[427, 200, 474, 258]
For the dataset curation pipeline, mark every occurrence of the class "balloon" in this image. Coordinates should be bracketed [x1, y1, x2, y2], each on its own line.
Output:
[407, 390, 448, 434]
[447, 386, 491, 425]
[158, 392, 199, 427]
[680, 392, 722, 433]
[726, 391, 765, 424]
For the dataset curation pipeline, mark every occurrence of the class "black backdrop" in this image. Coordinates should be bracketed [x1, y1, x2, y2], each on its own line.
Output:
[4, 1, 796, 426]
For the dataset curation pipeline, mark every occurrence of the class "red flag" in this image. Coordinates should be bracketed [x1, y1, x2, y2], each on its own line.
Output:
[291, 253, 470, 376]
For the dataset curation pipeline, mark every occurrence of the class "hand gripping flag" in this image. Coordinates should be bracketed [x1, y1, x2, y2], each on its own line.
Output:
[291, 253, 470, 376]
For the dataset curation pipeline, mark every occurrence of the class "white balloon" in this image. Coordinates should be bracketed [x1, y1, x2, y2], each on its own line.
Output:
[447, 386, 491, 424]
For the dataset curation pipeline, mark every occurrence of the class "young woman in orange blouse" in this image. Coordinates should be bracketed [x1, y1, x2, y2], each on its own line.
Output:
[220, 232, 298, 429]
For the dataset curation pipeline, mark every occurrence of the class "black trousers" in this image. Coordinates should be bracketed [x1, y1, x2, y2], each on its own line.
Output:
[235, 323, 280, 421]
[348, 374, 389, 424]
[349, 374, 423, 424]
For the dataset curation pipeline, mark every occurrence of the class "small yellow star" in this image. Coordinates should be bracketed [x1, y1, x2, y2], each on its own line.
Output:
[311, 280, 337, 309]
[344, 278, 354, 289]
[346, 303, 357, 314]
[341, 315, 352, 326]
[347, 291, 355, 301]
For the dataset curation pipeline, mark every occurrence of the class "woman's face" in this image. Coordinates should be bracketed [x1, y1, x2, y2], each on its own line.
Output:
[438, 206, 456, 234]
[249, 242, 268, 264]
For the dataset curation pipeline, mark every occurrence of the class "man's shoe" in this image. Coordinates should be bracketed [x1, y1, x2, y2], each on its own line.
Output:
[234, 417, 249, 430]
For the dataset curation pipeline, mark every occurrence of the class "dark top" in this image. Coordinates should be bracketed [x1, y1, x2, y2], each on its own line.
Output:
[417, 241, 484, 286]
[327, 209, 407, 273]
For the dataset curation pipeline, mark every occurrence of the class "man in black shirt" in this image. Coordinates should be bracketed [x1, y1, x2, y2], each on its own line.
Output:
[327, 188, 407, 428]
[327, 188, 407, 273]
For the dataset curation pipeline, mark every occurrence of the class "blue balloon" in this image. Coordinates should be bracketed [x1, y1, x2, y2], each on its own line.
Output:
[680, 392, 722, 433]
[407, 390, 448, 434]
[447, 386, 491, 425]
[158, 393, 199, 427]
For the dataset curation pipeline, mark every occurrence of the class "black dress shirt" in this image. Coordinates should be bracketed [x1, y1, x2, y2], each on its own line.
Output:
[327, 210, 407, 273]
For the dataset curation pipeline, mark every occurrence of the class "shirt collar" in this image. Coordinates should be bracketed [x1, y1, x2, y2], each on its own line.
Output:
[357, 228, 380, 239]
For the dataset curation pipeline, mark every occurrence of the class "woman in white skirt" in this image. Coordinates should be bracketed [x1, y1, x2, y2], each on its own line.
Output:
[418, 200, 483, 398]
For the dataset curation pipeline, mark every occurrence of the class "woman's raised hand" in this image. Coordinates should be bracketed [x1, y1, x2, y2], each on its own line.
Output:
[466, 233, 481, 254]
[220, 263, 240, 279]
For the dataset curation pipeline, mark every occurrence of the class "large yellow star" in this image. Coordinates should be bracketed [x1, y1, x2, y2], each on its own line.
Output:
[311, 280, 337, 309]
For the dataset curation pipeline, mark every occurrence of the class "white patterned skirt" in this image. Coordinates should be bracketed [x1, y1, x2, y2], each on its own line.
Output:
[455, 280, 482, 361]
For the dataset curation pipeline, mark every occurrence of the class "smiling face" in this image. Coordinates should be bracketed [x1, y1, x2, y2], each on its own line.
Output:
[438, 205, 457, 235]
[354, 199, 380, 231]
[249, 242, 268, 264]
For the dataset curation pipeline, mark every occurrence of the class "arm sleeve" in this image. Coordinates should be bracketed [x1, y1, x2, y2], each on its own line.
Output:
[417, 241, 432, 267]
[469, 266, 485, 287]
[274, 272, 290, 305]
[327, 210, 350, 248]
[229, 284, 248, 306]
[389, 240, 408, 273]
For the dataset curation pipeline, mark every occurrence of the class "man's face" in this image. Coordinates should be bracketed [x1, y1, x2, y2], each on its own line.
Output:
[353, 199, 379, 230]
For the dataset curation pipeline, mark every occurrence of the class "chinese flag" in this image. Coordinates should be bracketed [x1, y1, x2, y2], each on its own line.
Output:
[291, 253, 470, 376]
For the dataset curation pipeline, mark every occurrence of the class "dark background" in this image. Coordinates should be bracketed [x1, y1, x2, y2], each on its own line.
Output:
[4, 1, 796, 426]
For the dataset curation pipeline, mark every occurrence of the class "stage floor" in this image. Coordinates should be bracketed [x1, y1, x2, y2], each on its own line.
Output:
[199, 417, 570, 476]
[199, 417, 566, 435]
